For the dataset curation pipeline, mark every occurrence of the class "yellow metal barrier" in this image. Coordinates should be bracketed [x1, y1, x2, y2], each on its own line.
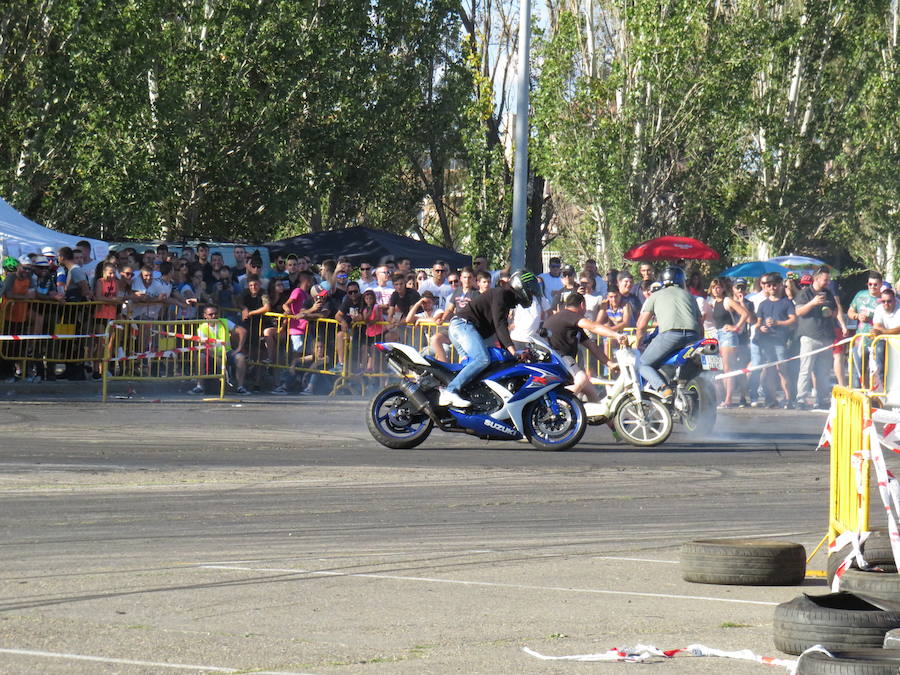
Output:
[102, 318, 226, 401]
[253, 314, 347, 395]
[0, 298, 112, 365]
[869, 335, 900, 407]
[828, 386, 872, 544]
[846, 333, 872, 390]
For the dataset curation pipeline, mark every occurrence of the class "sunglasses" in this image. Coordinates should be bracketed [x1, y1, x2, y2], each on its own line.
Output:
[347, 289, 360, 295]
[448, 279, 459, 285]
[360, 266, 371, 271]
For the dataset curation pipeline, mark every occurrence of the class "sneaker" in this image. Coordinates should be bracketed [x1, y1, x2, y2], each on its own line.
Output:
[271, 385, 289, 395]
[658, 387, 674, 400]
[750, 399, 765, 408]
[329, 363, 344, 373]
[738, 398, 749, 408]
[782, 401, 795, 410]
[796, 401, 813, 411]
[189, 385, 205, 394]
[298, 386, 314, 396]
[234, 385, 251, 395]
[438, 388, 471, 408]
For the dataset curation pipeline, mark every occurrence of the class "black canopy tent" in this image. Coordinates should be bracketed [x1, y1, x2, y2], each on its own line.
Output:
[264, 226, 471, 269]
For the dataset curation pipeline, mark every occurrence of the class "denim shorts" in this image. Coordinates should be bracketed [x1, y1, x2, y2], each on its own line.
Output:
[716, 328, 739, 348]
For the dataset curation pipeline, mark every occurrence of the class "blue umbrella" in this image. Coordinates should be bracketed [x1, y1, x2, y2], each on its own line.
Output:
[767, 255, 837, 274]
[721, 261, 790, 278]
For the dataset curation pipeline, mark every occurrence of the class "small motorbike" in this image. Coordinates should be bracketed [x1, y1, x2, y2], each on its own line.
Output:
[657, 337, 720, 431]
[366, 337, 587, 451]
[585, 347, 673, 447]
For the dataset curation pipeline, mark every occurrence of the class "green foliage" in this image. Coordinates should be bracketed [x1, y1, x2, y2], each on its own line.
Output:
[531, 0, 898, 270]
[0, 0, 468, 245]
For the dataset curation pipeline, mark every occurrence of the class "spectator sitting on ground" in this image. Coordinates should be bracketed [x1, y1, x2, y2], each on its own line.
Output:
[192, 303, 249, 395]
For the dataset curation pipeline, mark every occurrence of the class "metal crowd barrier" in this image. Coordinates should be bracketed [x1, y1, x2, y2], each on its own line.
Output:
[828, 386, 872, 543]
[869, 334, 900, 408]
[101, 318, 226, 401]
[0, 298, 110, 366]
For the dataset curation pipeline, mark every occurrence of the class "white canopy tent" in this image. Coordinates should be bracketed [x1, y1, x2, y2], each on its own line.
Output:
[0, 196, 108, 261]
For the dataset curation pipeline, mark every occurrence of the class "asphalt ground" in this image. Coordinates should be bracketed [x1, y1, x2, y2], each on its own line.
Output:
[0, 382, 837, 674]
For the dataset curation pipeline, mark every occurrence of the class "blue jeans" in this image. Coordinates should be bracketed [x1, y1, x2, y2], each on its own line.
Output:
[639, 330, 700, 390]
[447, 318, 492, 394]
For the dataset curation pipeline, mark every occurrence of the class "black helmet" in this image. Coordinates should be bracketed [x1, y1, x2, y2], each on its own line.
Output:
[508, 268, 541, 308]
[660, 266, 686, 288]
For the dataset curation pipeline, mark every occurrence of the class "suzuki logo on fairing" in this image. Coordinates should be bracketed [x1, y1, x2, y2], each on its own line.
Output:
[484, 419, 517, 435]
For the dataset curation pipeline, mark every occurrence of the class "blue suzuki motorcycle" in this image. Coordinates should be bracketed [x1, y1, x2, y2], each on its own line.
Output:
[366, 337, 586, 451]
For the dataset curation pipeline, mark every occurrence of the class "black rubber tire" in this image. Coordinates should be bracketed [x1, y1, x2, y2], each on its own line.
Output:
[841, 569, 900, 603]
[680, 539, 805, 585]
[796, 648, 900, 674]
[884, 627, 900, 648]
[827, 529, 898, 583]
[366, 385, 434, 449]
[522, 389, 586, 451]
[681, 377, 717, 432]
[773, 592, 900, 655]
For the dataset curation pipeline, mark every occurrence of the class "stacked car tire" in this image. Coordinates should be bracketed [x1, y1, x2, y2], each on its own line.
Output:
[681, 537, 900, 673]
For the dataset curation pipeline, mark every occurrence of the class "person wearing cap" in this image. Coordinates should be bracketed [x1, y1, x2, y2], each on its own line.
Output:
[30, 256, 58, 300]
[848, 271, 885, 387]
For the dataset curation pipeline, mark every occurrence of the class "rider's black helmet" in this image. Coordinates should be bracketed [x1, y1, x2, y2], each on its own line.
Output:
[660, 266, 686, 288]
[508, 268, 541, 308]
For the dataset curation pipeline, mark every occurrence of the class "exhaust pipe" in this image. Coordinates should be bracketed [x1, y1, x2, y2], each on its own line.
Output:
[399, 380, 444, 426]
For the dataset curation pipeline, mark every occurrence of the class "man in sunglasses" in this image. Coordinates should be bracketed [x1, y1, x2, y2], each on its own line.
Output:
[357, 262, 377, 291]
[871, 288, 900, 390]
[848, 271, 885, 387]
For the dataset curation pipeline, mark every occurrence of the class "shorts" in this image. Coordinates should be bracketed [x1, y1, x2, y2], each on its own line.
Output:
[832, 325, 845, 355]
[716, 328, 739, 348]
[290, 334, 306, 353]
[562, 354, 584, 376]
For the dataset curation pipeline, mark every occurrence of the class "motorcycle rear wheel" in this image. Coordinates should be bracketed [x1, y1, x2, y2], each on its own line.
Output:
[614, 395, 673, 446]
[681, 377, 717, 432]
[366, 385, 434, 449]
[523, 390, 586, 451]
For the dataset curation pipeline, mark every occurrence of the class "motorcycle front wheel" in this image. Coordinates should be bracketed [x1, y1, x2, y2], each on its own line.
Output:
[522, 389, 586, 451]
[366, 385, 434, 449]
[613, 395, 673, 447]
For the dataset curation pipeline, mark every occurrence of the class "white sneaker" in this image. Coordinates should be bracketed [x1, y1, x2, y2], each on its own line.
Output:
[438, 388, 471, 408]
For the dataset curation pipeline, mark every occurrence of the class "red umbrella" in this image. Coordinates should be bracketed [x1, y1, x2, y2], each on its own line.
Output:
[624, 236, 720, 261]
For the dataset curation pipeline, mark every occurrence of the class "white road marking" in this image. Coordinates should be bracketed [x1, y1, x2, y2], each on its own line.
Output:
[198, 564, 778, 607]
[0, 648, 313, 674]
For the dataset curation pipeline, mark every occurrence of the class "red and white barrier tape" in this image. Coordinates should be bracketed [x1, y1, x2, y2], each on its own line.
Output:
[108, 343, 215, 363]
[714, 335, 854, 381]
[0, 333, 106, 340]
[152, 329, 225, 345]
[831, 408, 900, 591]
[524, 643, 798, 671]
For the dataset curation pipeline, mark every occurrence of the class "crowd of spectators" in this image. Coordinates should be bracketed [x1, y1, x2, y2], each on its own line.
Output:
[1, 243, 899, 403]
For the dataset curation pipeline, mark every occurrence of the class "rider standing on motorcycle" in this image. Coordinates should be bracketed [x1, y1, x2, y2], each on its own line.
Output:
[634, 266, 702, 397]
[439, 269, 541, 408]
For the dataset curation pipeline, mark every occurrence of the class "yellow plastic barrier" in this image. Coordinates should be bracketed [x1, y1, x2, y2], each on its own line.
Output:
[101, 318, 226, 401]
[846, 333, 872, 390]
[828, 386, 872, 544]
[252, 314, 346, 395]
[869, 335, 900, 408]
[0, 298, 112, 365]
